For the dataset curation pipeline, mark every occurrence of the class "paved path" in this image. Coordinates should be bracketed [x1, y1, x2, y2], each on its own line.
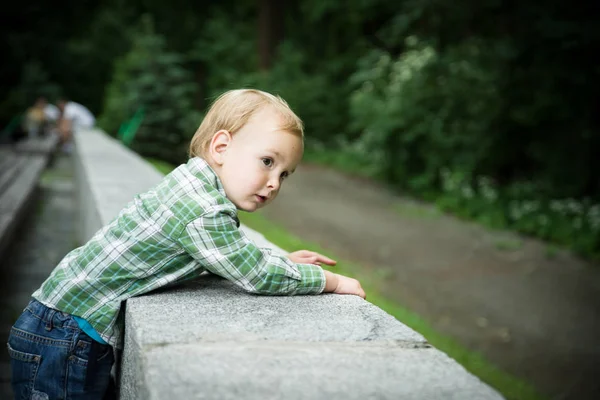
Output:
[0, 155, 77, 398]
[262, 163, 600, 400]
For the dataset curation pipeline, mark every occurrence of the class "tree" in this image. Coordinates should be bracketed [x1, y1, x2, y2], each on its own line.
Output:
[99, 15, 199, 164]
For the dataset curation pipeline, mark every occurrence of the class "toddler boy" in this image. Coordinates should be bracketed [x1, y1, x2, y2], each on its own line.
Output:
[8, 89, 365, 399]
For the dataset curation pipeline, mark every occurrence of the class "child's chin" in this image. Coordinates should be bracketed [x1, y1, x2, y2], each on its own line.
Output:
[237, 203, 260, 213]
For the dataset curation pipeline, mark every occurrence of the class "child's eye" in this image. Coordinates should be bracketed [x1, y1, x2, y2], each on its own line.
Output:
[280, 171, 289, 181]
[262, 158, 273, 167]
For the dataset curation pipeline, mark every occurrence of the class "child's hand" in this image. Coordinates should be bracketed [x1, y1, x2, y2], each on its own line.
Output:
[287, 251, 365, 298]
[287, 250, 337, 266]
[323, 271, 366, 299]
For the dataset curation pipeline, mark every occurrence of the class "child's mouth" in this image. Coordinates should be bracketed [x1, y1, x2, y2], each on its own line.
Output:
[255, 195, 266, 203]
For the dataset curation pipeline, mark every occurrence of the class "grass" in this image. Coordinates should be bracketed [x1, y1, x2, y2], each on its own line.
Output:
[544, 244, 560, 259]
[145, 156, 546, 400]
[494, 238, 524, 251]
[39, 169, 71, 185]
[393, 201, 442, 220]
[238, 210, 547, 400]
[303, 148, 377, 179]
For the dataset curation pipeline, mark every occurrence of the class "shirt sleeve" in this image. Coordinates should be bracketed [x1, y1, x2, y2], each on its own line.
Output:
[176, 205, 325, 295]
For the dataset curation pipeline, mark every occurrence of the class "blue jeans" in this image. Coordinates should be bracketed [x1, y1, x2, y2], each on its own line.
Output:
[7, 299, 115, 400]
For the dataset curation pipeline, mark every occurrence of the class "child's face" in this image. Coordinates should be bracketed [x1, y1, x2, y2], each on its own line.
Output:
[211, 107, 303, 212]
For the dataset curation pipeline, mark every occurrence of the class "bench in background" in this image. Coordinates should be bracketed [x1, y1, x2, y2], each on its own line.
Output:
[0, 134, 58, 260]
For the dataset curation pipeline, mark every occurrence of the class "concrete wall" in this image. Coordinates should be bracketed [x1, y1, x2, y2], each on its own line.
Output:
[74, 129, 504, 400]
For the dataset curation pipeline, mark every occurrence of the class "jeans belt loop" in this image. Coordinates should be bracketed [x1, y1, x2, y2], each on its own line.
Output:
[45, 309, 56, 331]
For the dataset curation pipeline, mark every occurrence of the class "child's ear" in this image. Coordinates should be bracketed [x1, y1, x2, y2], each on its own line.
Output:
[209, 130, 232, 166]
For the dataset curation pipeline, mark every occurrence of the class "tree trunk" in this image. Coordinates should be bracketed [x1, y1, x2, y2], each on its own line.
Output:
[258, 0, 284, 70]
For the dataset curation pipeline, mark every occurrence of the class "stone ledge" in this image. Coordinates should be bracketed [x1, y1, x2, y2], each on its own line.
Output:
[143, 344, 496, 400]
[124, 275, 427, 345]
[74, 129, 504, 400]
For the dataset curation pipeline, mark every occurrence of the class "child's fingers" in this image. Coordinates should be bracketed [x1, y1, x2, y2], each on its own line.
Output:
[289, 250, 336, 266]
[306, 256, 319, 264]
[314, 253, 336, 266]
[293, 255, 319, 265]
[357, 287, 366, 299]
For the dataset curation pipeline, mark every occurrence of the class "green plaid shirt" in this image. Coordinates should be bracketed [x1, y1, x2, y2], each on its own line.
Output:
[33, 157, 325, 348]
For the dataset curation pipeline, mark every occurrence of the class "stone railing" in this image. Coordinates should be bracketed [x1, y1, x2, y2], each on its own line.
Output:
[74, 128, 503, 400]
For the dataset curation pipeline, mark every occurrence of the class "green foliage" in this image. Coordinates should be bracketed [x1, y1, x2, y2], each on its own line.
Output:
[189, 6, 260, 98]
[98, 15, 199, 164]
[4, 0, 598, 259]
[260, 42, 351, 147]
[188, 7, 352, 149]
[341, 27, 600, 257]
[350, 37, 508, 191]
[433, 169, 600, 259]
[62, 5, 133, 113]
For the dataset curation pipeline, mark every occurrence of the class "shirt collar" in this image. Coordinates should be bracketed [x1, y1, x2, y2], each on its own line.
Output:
[186, 157, 227, 198]
[185, 157, 240, 227]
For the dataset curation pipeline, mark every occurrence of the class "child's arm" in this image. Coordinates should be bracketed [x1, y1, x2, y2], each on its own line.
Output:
[288, 250, 366, 299]
[178, 206, 326, 296]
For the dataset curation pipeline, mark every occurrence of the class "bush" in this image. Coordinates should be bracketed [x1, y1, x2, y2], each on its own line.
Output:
[98, 15, 199, 165]
[350, 37, 508, 192]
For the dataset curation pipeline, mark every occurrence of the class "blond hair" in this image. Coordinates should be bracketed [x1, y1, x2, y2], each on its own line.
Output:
[189, 89, 304, 158]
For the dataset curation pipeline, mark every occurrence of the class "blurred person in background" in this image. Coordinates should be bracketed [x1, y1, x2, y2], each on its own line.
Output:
[57, 97, 95, 152]
[43, 99, 60, 123]
[23, 97, 58, 139]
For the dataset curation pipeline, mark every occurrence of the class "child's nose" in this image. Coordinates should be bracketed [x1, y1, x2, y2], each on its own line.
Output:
[267, 177, 280, 191]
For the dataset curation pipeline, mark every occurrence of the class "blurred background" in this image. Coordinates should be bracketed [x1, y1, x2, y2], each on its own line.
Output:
[1, 1, 599, 399]
[2, 0, 599, 259]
